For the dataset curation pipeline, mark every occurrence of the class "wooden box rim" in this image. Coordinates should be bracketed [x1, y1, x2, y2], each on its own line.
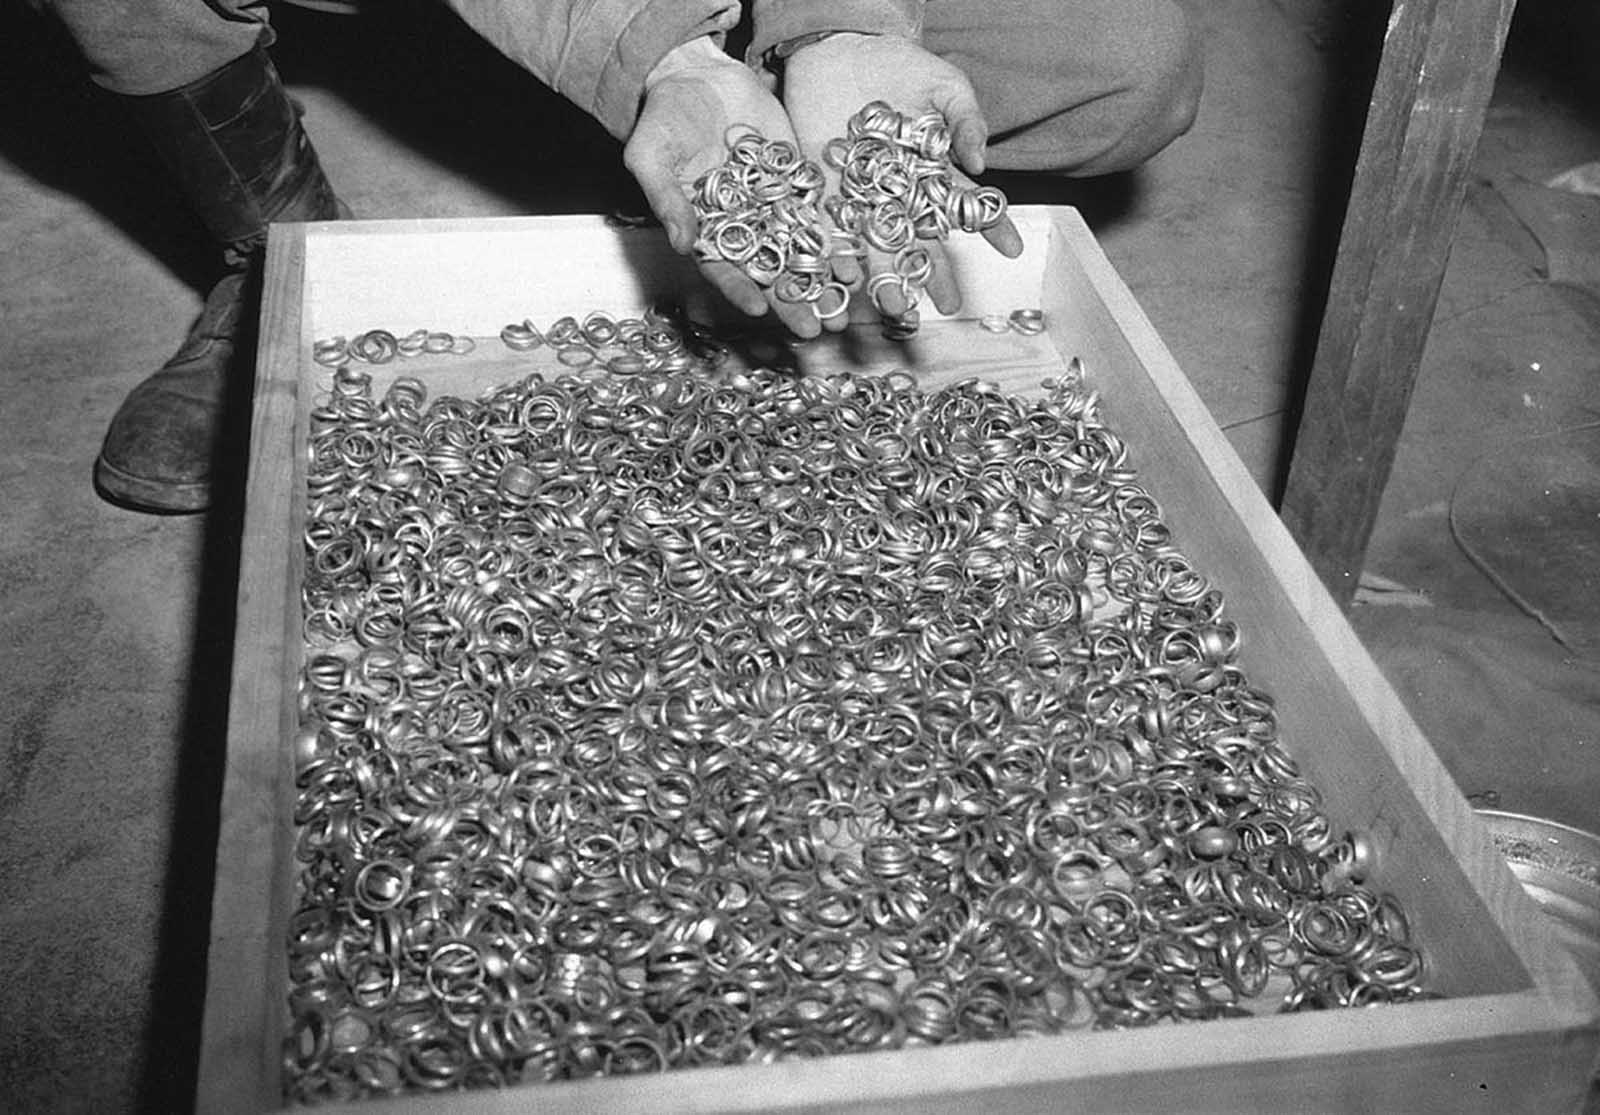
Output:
[200, 207, 1600, 1114]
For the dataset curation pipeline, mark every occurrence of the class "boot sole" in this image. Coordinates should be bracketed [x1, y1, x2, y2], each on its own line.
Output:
[94, 454, 210, 514]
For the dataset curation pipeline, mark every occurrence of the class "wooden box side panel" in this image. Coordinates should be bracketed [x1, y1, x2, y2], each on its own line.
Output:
[1033, 211, 1592, 1011]
[297, 213, 1053, 343]
[199, 226, 315, 1112]
[320, 994, 1598, 1115]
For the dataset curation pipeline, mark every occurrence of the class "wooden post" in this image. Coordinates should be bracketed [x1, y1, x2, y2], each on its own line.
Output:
[1279, 0, 1519, 605]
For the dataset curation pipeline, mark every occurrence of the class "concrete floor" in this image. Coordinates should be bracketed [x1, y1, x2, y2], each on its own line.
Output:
[1, 0, 1597, 1111]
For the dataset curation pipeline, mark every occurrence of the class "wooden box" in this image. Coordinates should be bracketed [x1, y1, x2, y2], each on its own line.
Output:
[202, 208, 1600, 1113]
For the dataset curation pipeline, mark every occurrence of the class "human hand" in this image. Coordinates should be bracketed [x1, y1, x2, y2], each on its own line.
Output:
[783, 34, 1023, 318]
[626, 37, 822, 337]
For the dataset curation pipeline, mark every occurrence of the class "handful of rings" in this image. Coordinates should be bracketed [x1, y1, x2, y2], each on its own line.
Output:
[690, 101, 1009, 337]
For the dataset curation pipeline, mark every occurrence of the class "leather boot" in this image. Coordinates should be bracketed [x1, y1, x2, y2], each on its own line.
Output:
[96, 42, 345, 513]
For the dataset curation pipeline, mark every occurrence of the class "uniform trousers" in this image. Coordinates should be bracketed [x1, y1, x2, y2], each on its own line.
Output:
[43, 0, 1199, 176]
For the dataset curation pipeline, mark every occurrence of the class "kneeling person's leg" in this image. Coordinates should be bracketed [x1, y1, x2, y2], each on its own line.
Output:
[43, 0, 271, 96]
[925, 0, 1202, 176]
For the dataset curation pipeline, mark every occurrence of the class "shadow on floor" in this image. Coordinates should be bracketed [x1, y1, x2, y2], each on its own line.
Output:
[128, 260, 272, 1112]
[0, 6, 216, 290]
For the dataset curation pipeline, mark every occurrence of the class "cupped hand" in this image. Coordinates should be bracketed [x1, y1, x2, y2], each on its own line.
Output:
[625, 37, 821, 337]
[783, 34, 1023, 319]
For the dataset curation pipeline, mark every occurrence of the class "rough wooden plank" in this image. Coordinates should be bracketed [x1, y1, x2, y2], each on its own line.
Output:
[1279, 0, 1520, 604]
[272, 1011, 1600, 1115]
[196, 224, 311, 1113]
[297, 211, 1053, 342]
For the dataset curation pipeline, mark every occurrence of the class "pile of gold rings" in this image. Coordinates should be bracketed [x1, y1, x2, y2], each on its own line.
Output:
[287, 322, 1435, 1102]
[690, 101, 1009, 339]
[824, 101, 1008, 340]
[691, 130, 851, 323]
[492, 307, 729, 377]
[314, 329, 476, 368]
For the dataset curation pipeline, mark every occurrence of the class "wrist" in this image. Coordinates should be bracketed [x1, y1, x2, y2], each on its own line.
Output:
[644, 35, 734, 91]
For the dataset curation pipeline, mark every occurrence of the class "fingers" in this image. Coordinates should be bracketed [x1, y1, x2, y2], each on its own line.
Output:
[983, 217, 1024, 260]
[940, 85, 989, 177]
[867, 261, 910, 316]
[698, 259, 768, 318]
[626, 151, 699, 253]
[818, 304, 852, 334]
[768, 293, 822, 339]
[827, 243, 863, 290]
[922, 240, 962, 315]
[697, 260, 823, 339]
[946, 166, 1024, 260]
[862, 241, 960, 319]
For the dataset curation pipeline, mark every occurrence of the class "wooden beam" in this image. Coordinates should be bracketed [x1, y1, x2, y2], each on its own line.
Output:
[1279, 0, 1519, 605]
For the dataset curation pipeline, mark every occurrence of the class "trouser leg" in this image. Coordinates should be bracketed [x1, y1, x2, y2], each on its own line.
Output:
[42, 4, 347, 512]
[117, 37, 344, 253]
[38, 0, 273, 96]
[924, 0, 1203, 176]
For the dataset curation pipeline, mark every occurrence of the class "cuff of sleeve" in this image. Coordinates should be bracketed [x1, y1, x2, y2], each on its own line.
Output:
[577, 0, 741, 139]
[746, 0, 923, 71]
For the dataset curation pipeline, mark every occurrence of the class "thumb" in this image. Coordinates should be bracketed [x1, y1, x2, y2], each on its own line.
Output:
[646, 179, 699, 255]
[624, 142, 699, 253]
[942, 86, 989, 177]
